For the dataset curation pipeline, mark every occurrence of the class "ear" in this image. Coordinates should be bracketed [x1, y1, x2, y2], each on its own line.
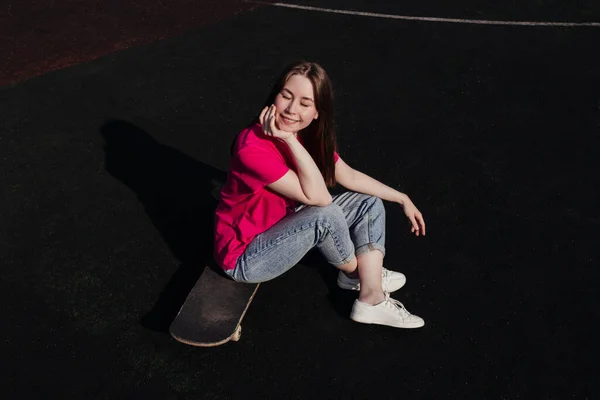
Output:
[314, 111, 319, 120]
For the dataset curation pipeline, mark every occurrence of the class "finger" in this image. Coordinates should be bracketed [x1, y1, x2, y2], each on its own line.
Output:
[417, 214, 426, 235]
[268, 105, 278, 126]
[271, 105, 279, 129]
[261, 109, 271, 135]
[259, 106, 268, 125]
[263, 106, 271, 130]
[266, 106, 276, 135]
[409, 216, 419, 236]
[270, 108, 278, 133]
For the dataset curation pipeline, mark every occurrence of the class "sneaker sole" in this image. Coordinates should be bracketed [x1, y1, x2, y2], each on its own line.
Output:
[350, 314, 425, 329]
[336, 279, 359, 291]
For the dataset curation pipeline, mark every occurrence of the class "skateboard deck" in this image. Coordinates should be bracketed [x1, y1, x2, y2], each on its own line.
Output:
[169, 265, 259, 347]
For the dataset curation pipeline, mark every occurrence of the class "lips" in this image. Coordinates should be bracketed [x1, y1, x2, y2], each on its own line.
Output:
[279, 114, 300, 125]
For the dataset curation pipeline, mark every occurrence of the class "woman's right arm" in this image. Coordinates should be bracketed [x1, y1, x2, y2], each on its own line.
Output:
[259, 105, 332, 206]
[268, 136, 333, 206]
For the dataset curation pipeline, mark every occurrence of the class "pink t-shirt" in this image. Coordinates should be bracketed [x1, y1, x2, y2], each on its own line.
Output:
[214, 123, 339, 271]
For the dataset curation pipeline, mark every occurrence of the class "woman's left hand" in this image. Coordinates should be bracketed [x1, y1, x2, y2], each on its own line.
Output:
[402, 198, 426, 236]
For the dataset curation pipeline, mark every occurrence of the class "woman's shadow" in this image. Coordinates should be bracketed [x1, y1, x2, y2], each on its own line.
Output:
[100, 120, 227, 332]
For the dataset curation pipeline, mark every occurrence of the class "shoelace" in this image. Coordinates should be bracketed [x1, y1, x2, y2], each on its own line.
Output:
[383, 293, 412, 318]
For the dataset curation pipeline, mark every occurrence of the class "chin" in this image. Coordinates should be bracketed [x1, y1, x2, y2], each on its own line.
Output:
[279, 126, 297, 133]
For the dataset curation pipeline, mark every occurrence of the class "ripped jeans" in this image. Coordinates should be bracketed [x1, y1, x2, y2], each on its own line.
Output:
[225, 191, 386, 283]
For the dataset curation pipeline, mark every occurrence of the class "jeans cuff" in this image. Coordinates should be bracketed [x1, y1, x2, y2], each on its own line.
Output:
[355, 243, 386, 258]
[329, 253, 356, 267]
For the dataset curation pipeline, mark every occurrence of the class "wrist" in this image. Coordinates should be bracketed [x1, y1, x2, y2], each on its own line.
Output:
[281, 134, 299, 145]
[396, 192, 409, 206]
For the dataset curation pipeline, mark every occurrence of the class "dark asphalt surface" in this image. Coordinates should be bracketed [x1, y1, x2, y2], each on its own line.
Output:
[2, 1, 599, 398]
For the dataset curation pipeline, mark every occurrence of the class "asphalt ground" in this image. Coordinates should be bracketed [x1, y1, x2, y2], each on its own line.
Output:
[2, 1, 599, 398]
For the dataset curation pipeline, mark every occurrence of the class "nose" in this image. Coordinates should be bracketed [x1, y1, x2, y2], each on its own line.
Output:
[285, 100, 299, 115]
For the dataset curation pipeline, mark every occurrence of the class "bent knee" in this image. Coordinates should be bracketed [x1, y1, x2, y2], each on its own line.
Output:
[307, 203, 347, 233]
[313, 202, 345, 221]
[371, 196, 385, 212]
[351, 193, 385, 212]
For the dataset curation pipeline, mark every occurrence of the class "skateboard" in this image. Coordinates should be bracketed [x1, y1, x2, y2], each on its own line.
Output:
[169, 265, 259, 347]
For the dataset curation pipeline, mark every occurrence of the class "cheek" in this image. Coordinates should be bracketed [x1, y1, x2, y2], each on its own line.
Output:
[302, 109, 317, 121]
[299, 110, 317, 128]
[274, 96, 287, 110]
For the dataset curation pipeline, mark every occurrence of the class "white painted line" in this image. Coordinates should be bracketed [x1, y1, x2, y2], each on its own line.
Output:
[245, 1, 600, 27]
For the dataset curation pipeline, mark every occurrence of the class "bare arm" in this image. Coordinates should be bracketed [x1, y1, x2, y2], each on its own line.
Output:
[271, 136, 332, 206]
[335, 158, 426, 235]
[335, 158, 408, 204]
[261, 105, 332, 206]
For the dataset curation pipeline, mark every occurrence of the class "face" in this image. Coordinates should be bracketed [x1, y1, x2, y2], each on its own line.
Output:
[274, 74, 319, 133]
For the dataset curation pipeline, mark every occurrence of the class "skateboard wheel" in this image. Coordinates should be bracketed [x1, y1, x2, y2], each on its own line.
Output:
[232, 325, 242, 341]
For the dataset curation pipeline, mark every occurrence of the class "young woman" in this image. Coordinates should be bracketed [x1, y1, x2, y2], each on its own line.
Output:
[214, 61, 427, 328]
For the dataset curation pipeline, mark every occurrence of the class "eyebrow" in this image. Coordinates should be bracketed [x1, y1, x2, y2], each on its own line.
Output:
[282, 88, 314, 102]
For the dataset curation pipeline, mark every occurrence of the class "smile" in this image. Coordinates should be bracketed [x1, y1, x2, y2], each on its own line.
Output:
[280, 115, 300, 125]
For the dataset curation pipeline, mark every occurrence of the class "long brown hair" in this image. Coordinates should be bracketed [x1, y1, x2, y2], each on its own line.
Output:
[263, 61, 337, 187]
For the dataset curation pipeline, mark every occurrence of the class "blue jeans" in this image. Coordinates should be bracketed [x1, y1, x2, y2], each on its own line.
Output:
[225, 192, 386, 283]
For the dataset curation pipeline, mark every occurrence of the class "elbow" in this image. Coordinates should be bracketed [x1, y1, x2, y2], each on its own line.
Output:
[309, 194, 333, 207]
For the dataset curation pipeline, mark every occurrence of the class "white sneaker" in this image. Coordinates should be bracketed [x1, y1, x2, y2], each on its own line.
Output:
[337, 268, 406, 293]
[350, 293, 425, 329]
